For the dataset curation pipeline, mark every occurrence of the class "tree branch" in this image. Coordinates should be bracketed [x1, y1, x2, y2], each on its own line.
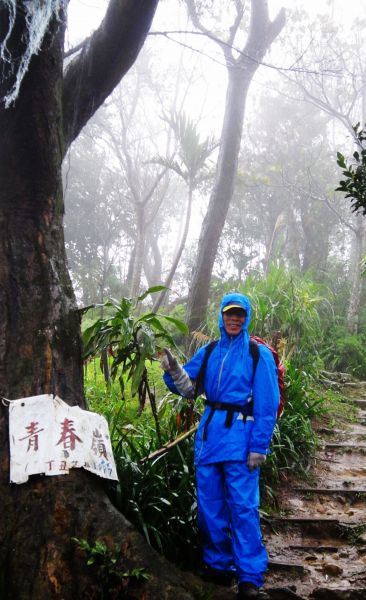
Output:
[239, 0, 286, 69]
[62, 0, 159, 153]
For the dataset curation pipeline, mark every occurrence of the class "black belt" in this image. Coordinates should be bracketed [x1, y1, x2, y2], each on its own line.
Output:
[203, 400, 253, 440]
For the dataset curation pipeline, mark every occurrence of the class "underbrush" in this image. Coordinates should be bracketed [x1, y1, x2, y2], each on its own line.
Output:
[322, 326, 366, 379]
[261, 363, 325, 505]
[85, 360, 332, 569]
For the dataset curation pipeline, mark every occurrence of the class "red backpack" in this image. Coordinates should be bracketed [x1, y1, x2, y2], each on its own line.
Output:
[249, 336, 285, 418]
[194, 335, 285, 418]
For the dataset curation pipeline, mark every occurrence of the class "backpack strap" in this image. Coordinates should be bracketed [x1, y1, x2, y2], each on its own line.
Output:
[194, 340, 218, 399]
[249, 338, 260, 377]
[196, 337, 259, 441]
[195, 338, 259, 400]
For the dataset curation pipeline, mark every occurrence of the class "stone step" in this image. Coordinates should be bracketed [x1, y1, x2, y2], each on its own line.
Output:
[311, 588, 366, 599]
[323, 443, 366, 452]
[311, 478, 366, 490]
[268, 560, 306, 574]
[354, 399, 366, 408]
[265, 587, 305, 600]
[293, 487, 366, 497]
[316, 427, 366, 438]
[264, 517, 342, 538]
[316, 427, 345, 435]
[289, 544, 340, 553]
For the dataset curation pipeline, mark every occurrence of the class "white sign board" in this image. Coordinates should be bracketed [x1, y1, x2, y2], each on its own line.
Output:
[9, 395, 118, 484]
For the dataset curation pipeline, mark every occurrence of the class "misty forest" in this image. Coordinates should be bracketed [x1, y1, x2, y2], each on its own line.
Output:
[1, 0, 366, 599]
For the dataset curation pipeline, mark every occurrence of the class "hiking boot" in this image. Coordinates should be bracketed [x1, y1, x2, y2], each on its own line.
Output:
[237, 581, 260, 599]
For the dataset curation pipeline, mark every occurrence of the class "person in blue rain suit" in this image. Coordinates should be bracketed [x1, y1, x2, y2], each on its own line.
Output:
[160, 293, 279, 599]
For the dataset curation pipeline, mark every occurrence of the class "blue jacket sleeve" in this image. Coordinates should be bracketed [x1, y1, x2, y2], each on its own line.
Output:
[162, 345, 209, 397]
[249, 345, 279, 455]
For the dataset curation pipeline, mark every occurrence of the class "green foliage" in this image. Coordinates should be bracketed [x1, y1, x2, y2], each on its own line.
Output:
[83, 287, 189, 443]
[82, 274, 354, 569]
[322, 325, 366, 378]
[261, 362, 323, 503]
[72, 537, 149, 599]
[109, 418, 200, 569]
[83, 287, 187, 398]
[158, 111, 217, 188]
[211, 265, 331, 372]
[336, 123, 366, 215]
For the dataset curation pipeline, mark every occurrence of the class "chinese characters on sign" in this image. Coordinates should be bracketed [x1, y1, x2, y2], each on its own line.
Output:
[9, 395, 118, 484]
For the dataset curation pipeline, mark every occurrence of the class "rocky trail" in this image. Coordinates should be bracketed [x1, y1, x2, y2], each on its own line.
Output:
[262, 381, 366, 600]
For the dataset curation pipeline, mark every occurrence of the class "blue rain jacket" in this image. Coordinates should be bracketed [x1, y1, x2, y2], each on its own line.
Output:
[164, 293, 279, 465]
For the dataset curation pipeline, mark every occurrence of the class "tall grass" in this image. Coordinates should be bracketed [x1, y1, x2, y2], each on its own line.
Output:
[210, 265, 332, 373]
[110, 426, 200, 568]
[85, 360, 328, 568]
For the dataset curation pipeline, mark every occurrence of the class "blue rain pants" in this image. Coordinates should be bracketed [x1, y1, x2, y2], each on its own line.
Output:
[196, 460, 267, 587]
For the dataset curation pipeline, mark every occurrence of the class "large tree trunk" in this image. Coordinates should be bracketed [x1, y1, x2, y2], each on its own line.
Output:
[186, 68, 250, 332]
[186, 0, 285, 334]
[0, 3, 226, 598]
[0, 6, 83, 406]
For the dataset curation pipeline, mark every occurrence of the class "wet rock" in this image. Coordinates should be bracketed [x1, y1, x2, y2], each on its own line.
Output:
[316, 505, 327, 514]
[311, 589, 366, 599]
[266, 587, 303, 599]
[336, 495, 347, 505]
[322, 563, 343, 576]
[304, 554, 318, 562]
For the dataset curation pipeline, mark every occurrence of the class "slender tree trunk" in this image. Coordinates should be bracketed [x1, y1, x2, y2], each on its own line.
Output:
[153, 184, 193, 312]
[186, 68, 250, 332]
[285, 205, 301, 270]
[185, 1, 285, 333]
[144, 232, 163, 288]
[263, 212, 286, 275]
[301, 205, 331, 274]
[125, 242, 137, 293]
[130, 207, 145, 297]
[347, 217, 366, 335]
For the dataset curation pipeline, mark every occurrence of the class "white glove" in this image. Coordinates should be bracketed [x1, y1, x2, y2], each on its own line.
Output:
[159, 352, 172, 372]
[247, 452, 266, 471]
[160, 348, 195, 398]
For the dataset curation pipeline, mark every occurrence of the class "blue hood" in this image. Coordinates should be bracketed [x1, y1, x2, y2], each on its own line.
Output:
[219, 293, 251, 342]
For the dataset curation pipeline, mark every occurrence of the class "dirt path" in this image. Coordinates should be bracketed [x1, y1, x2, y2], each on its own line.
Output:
[263, 383, 366, 599]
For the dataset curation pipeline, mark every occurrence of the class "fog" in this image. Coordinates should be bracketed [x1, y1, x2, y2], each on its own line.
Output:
[63, 0, 366, 322]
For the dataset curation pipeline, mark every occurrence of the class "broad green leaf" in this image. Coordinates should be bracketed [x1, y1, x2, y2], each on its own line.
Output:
[160, 315, 189, 334]
[136, 285, 167, 304]
[131, 359, 146, 397]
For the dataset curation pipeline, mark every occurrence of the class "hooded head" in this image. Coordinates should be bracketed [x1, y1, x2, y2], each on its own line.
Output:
[219, 293, 251, 340]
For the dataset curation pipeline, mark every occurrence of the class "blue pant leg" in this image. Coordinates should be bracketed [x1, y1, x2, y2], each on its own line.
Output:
[196, 463, 234, 573]
[224, 461, 267, 587]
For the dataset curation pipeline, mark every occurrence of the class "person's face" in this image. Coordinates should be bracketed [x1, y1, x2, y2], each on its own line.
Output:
[222, 308, 246, 336]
